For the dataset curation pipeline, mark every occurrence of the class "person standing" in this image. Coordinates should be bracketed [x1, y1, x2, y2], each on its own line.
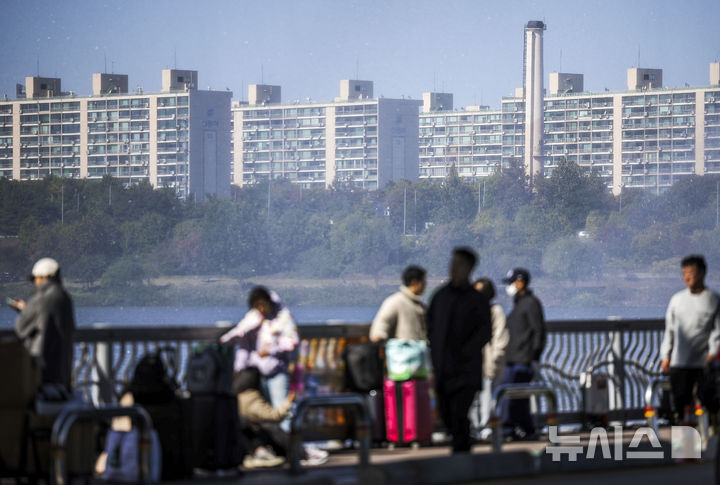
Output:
[221, 287, 299, 416]
[501, 267, 546, 441]
[469, 277, 509, 437]
[660, 254, 720, 422]
[369, 265, 427, 342]
[11, 257, 76, 390]
[427, 247, 492, 453]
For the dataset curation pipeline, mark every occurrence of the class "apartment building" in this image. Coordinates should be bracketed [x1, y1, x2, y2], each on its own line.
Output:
[419, 62, 720, 195]
[232, 80, 421, 190]
[0, 69, 232, 199]
[418, 93, 524, 180]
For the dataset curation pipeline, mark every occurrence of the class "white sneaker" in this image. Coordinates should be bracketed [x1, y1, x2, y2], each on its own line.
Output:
[243, 447, 285, 469]
[301, 443, 329, 466]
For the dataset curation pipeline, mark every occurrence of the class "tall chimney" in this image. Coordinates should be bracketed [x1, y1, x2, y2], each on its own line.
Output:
[523, 20, 546, 186]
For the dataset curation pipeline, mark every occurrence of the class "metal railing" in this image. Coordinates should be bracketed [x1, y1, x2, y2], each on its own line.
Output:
[488, 383, 558, 452]
[288, 393, 371, 474]
[50, 404, 153, 485]
[0, 318, 665, 423]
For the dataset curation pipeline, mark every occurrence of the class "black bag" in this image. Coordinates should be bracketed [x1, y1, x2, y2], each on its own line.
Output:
[130, 347, 178, 405]
[699, 367, 720, 414]
[186, 343, 235, 396]
[190, 394, 244, 470]
[343, 341, 384, 392]
[143, 399, 194, 480]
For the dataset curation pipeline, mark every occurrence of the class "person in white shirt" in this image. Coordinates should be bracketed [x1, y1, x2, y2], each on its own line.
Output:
[369, 265, 427, 342]
[660, 254, 720, 421]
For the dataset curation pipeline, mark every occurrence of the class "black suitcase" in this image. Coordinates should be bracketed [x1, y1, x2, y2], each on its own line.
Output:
[367, 388, 386, 443]
[190, 394, 243, 470]
[143, 399, 194, 480]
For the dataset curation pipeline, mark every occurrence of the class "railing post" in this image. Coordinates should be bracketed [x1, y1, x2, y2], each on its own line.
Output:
[608, 326, 626, 420]
[92, 323, 115, 405]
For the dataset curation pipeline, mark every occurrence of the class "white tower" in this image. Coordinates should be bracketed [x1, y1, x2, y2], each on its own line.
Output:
[523, 20, 546, 186]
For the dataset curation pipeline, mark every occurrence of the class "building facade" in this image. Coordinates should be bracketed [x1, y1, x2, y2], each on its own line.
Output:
[0, 69, 232, 199]
[232, 80, 421, 190]
[419, 62, 720, 195]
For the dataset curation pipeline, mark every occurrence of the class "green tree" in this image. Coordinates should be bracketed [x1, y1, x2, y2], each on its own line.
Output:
[535, 159, 610, 229]
[99, 257, 147, 288]
[480, 158, 530, 218]
[430, 166, 478, 224]
[329, 213, 399, 282]
[542, 236, 604, 284]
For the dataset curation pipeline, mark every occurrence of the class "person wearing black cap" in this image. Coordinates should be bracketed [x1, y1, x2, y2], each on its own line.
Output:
[500, 267, 546, 440]
[427, 247, 492, 453]
[10, 257, 76, 390]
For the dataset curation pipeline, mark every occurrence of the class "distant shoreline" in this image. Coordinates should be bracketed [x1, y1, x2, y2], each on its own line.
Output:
[1, 272, 696, 312]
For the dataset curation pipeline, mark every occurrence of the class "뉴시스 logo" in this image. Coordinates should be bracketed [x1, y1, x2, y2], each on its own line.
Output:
[545, 425, 702, 461]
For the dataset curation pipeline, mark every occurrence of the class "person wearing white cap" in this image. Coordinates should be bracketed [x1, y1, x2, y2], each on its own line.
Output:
[10, 257, 76, 390]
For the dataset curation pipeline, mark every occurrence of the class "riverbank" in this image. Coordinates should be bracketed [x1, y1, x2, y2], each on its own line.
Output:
[0, 270, 701, 313]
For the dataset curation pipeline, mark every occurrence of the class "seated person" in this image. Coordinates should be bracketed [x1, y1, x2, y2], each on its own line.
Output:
[235, 367, 327, 468]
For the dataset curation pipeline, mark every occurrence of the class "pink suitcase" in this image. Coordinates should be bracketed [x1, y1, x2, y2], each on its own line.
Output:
[383, 378, 432, 444]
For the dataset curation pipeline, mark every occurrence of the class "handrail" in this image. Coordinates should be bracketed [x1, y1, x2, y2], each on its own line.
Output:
[0, 318, 667, 426]
[488, 383, 558, 452]
[288, 393, 370, 474]
[50, 404, 153, 485]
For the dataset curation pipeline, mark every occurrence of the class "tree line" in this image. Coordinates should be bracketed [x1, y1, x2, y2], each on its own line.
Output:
[1, 162, 719, 295]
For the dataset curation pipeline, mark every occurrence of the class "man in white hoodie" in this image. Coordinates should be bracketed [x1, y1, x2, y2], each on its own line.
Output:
[370, 265, 427, 342]
[660, 254, 720, 421]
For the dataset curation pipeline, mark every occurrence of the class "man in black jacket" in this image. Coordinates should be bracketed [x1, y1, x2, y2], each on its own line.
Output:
[500, 268, 546, 440]
[427, 247, 491, 452]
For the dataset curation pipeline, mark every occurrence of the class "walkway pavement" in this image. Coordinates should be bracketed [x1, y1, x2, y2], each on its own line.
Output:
[175, 427, 718, 485]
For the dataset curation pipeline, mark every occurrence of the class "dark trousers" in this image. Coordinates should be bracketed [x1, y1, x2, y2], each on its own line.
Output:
[669, 367, 704, 419]
[500, 363, 535, 436]
[241, 421, 289, 457]
[438, 386, 477, 453]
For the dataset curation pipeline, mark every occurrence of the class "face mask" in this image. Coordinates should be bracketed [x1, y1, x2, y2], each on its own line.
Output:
[506, 284, 518, 297]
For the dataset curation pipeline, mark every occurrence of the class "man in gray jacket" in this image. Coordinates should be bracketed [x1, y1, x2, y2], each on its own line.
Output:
[12, 258, 76, 390]
[660, 254, 720, 421]
[370, 265, 427, 341]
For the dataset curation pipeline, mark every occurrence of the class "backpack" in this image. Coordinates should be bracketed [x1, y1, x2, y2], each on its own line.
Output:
[186, 343, 235, 395]
[129, 348, 178, 405]
[343, 341, 384, 392]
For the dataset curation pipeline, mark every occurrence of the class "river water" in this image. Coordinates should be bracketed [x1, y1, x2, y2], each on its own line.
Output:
[0, 304, 665, 328]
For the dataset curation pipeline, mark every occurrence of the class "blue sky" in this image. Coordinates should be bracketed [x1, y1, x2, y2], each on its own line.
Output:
[1, 0, 718, 109]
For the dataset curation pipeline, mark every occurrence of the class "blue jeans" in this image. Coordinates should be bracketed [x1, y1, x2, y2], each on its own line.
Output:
[500, 363, 535, 436]
[262, 371, 290, 431]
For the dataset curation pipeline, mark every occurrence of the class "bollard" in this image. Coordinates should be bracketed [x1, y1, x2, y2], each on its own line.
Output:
[644, 377, 671, 437]
[695, 404, 710, 448]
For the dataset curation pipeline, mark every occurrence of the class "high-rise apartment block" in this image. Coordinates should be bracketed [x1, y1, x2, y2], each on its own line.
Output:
[2, 23, 719, 197]
[232, 81, 421, 190]
[419, 63, 720, 195]
[0, 69, 231, 199]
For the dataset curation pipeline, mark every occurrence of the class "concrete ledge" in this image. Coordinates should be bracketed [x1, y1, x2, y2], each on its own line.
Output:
[359, 440, 693, 485]
[358, 451, 535, 485]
